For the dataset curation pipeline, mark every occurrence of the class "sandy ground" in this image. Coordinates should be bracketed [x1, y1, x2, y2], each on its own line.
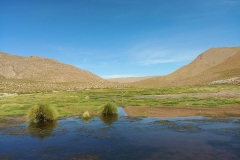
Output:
[124, 106, 240, 117]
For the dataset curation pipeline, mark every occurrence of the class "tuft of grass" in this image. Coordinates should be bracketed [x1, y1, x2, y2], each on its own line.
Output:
[85, 95, 90, 100]
[98, 103, 118, 115]
[27, 104, 58, 123]
[82, 111, 91, 119]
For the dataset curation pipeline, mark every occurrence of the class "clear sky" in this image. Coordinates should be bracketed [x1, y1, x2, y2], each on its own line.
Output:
[1, 0, 240, 78]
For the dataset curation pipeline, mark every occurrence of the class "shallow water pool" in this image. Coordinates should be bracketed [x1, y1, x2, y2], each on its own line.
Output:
[0, 108, 240, 160]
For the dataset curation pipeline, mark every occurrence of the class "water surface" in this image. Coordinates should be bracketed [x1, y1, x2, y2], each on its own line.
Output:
[0, 108, 239, 160]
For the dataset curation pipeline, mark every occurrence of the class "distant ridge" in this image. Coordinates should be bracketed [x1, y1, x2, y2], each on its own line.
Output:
[106, 76, 156, 83]
[0, 52, 103, 83]
[1, 47, 239, 92]
[132, 47, 240, 87]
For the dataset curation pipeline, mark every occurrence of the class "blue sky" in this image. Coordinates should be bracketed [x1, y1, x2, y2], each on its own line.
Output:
[1, 0, 240, 78]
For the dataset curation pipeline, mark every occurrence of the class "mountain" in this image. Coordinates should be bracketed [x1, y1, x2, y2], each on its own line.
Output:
[1, 47, 239, 92]
[132, 47, 240, 87]
[106, 76, 156, 83]
[0, 52, 127, 93]
[0, 52, 103, 83]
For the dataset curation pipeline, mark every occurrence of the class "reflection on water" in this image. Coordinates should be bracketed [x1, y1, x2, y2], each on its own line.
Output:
[0, 111, 239, 159]
[98, 107, 127, 126]
[28, 121, 58, 139]
[99, 115, 118, 126]
[81, 118, 91, 124]
[79, 116, 93, 124]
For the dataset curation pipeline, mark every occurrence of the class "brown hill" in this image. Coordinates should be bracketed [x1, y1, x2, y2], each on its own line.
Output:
[185, 50, 240, 85]
[132, 47, 240, 87]
[0, 52, 104, 83]
[106, 76, 156, 83]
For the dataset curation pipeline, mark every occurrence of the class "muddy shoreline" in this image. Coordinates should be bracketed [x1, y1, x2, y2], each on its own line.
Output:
[124, 106, 240, 117]
[0, 115, 26, 131]
[1, 105, 240, 131]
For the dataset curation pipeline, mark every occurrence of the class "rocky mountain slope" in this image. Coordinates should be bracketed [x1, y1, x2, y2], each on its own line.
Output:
[132, 47, 240, 87]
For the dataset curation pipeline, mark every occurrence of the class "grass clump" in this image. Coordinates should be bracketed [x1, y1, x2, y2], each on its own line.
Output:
[27, 104, 58, 123]
[98, 103, 118, 115]
[82, 111, 91, 119]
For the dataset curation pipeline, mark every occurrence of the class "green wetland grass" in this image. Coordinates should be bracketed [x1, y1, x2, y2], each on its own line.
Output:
[0, 84, 239, 118]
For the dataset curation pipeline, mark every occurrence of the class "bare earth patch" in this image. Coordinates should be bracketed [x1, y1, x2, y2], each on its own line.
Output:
[135, 92, 240, 99]
[123, 106, 240, 117]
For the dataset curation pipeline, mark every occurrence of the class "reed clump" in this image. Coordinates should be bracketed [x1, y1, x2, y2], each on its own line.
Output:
[27, 104, 58, 123]
[98, 103, 118, 115]
[82, 111, 91, 119]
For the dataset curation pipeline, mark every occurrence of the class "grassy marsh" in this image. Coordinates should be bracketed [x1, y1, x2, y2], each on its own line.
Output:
[0, 84, 239, 119]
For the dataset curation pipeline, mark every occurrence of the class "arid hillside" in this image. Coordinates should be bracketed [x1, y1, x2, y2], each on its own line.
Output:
[0, 52, 104, 83]
[0, 52, 126, 92]
[106, 76, 156, 83]
[132, 47, 240, 87]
